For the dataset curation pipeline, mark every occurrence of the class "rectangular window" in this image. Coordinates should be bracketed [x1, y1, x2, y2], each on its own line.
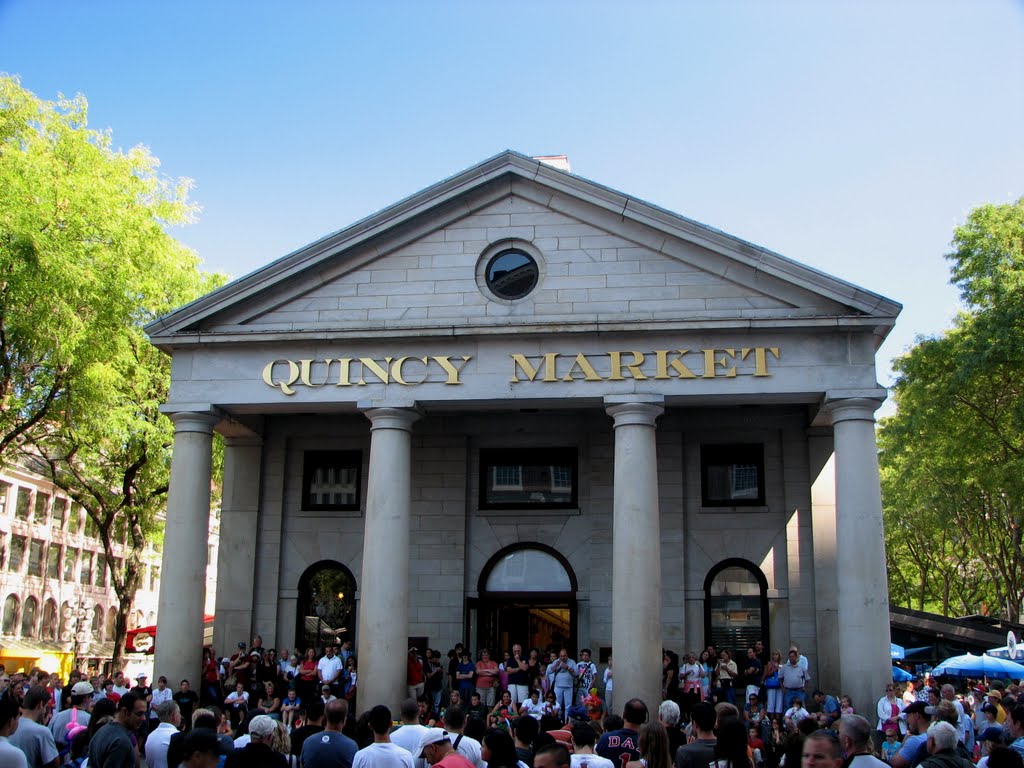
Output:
[64, 548, 78, 581]
[68, 506, 82, 534]
[28, 539, 44, 577]
[479, 448, 578, 509]
[302, 451, 362, 511]
[46, 544, 61, 579]
[84, 515, 98, 538]
[96, 554, 107, 588]
[34, 492, 50, 523]
[8, 535, 25, 571]
[80, 551, 93, 586]
[701, 443, 766, 506]
[150, 565, 160, 592]
[0, 481, 10, 515]
[51, 498, 67, 532]
[15, 488, 32, 521]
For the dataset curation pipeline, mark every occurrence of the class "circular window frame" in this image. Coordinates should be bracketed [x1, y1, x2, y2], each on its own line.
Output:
[476, 240, 545, 304]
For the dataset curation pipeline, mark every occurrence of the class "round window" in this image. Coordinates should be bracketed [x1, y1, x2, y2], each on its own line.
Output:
[485, 249, 539, 300]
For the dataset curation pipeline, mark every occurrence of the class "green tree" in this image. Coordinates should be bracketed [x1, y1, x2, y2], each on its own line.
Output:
[0, 75, 223, 666]
[880, 197, 1024, 621]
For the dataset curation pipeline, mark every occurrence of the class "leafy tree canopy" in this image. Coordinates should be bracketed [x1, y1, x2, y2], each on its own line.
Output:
[881, 197, 1024, 620]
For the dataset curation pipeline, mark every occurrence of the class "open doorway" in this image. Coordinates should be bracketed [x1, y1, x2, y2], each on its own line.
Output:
[474, 544, 577, 655]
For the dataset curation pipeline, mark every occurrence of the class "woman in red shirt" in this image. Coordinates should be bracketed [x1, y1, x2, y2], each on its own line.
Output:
[475, 648, 500, 707]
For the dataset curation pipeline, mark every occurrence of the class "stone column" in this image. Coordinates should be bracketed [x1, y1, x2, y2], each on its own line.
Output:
[213, 435, 263, 653]
[155, 410, 219, 687]
[356, 405, 420, 713]
[826, 394, 890, 714]
[808, 430, 840, 693]
[605, 395, 664, 711]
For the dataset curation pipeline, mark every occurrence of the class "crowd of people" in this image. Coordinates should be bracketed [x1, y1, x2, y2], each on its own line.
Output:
[3, 636, 1024, 768]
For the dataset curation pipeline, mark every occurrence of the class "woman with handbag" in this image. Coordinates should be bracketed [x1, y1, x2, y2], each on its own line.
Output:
[762, 649, 784, 717]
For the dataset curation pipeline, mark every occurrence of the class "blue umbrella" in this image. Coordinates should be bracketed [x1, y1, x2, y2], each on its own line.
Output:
[892, 666, 913, 682]
[932, 653, 1024, 679]
[891, 643, 906, 660]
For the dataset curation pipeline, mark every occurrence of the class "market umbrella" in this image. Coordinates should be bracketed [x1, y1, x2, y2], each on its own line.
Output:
[931, 653, 1024, 679]
[987, 646, 1024, 661]
[892, 666, 914, 682]
[891, 643, 906, 660]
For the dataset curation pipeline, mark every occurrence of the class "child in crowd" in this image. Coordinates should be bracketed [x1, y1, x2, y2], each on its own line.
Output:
[784, 698, 810, 729]
[882, 726, 902, 763]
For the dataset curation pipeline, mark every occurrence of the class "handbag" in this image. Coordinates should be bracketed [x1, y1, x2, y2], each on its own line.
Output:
[765, 671, 780, 689]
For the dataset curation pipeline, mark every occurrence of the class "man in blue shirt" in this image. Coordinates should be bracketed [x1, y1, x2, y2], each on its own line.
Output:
[812, 690, 841, 727]
[302, 700, 358, 768]
[597, 699, 646, 765]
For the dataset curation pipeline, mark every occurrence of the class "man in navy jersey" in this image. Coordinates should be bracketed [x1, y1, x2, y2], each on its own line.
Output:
[596, 698, 647, 765]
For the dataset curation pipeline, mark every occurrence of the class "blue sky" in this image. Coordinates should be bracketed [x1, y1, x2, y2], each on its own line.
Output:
[2, 1, 1022, 397]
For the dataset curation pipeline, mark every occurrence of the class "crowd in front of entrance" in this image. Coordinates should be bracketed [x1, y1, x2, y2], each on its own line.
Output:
[4, 635, 1024, 768]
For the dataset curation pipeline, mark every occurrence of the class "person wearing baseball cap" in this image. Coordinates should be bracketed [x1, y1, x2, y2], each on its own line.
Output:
[225, 714, 284, 767]
[890, 702, 931, 768]
[49, 680, 95, 749]
[416, 727, 473, 766]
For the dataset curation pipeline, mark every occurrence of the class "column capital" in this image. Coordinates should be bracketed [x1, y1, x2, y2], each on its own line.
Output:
[604, 395, 665, 428]
[822, 392, 886, 426]
[361, 405, 421, 432]
[166, 410, 221, 435]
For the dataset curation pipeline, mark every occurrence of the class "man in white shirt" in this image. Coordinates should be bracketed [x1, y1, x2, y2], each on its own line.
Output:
[145, 701, 181, 768]
[354, 705, 414, 768]
[390, 698, 431, 768]
[0, 693, 28, 768]
[317, 646, 344, 697]
[442, 706, 483, 767]
[9, 686, 58, 768]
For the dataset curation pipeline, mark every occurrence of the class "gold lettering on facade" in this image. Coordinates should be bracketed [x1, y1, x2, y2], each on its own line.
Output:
[261, 345, 781, 394]
[510, 353, 560, 383]
[741, 346, 781, 376]
[701, 348, 737, 378]
[357, 357, 392, 385]
[562, 353, 603, 382]
[263, 359, 301, 395]
[653, 350, 698, 379]
[391, 356, 429, 386]
[433, 355, 472, 385]
[608, 351, 648, 381]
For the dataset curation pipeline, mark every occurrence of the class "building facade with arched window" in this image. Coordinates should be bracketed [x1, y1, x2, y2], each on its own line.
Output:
[149, 152, 899, 714]
[0, 461, 175, 676]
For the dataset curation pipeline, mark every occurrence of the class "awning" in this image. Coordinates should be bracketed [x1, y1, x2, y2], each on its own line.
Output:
[126, 615, 215, 654]
[0, 639, 74, 677]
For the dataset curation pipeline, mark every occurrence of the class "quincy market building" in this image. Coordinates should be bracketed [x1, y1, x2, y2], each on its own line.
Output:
[148, 152, 899, 712]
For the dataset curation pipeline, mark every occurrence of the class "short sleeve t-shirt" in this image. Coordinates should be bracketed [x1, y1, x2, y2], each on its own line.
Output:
[9, 717, 58, 767]
[596, 726, 641, 765]
[301, 730, 358, 768]
[352, 742, 416, 768]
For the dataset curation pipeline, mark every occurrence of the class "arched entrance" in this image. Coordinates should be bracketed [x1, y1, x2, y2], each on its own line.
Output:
[475, 544, 577, 655]
[295, 561, 357, 652]
[703, 558, 769, 654]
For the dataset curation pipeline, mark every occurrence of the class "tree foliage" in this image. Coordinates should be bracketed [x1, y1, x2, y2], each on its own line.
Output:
[880, 197, 1024, 621]
[0, 75, 223, 666]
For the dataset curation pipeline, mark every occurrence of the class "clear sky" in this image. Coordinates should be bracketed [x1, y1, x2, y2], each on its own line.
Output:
[2, 0, 1022, 399]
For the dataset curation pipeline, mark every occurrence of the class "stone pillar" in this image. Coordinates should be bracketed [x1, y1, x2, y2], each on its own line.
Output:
[809, 430, 840, 693]
[213, 436, 263, 654]
[605, 395, 664, 711]
[826, 394, 890, 714]
[356, 405, 420, 714]
[155, 410, 219, 687]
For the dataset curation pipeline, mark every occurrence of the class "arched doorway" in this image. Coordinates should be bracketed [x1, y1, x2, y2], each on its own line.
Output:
[703, 559, 769, 655]
[475, 544, 577, 655]
[295, 561, 357, 652]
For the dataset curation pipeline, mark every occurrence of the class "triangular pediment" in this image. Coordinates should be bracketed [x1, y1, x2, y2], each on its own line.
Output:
[146, 151, 900, 345]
